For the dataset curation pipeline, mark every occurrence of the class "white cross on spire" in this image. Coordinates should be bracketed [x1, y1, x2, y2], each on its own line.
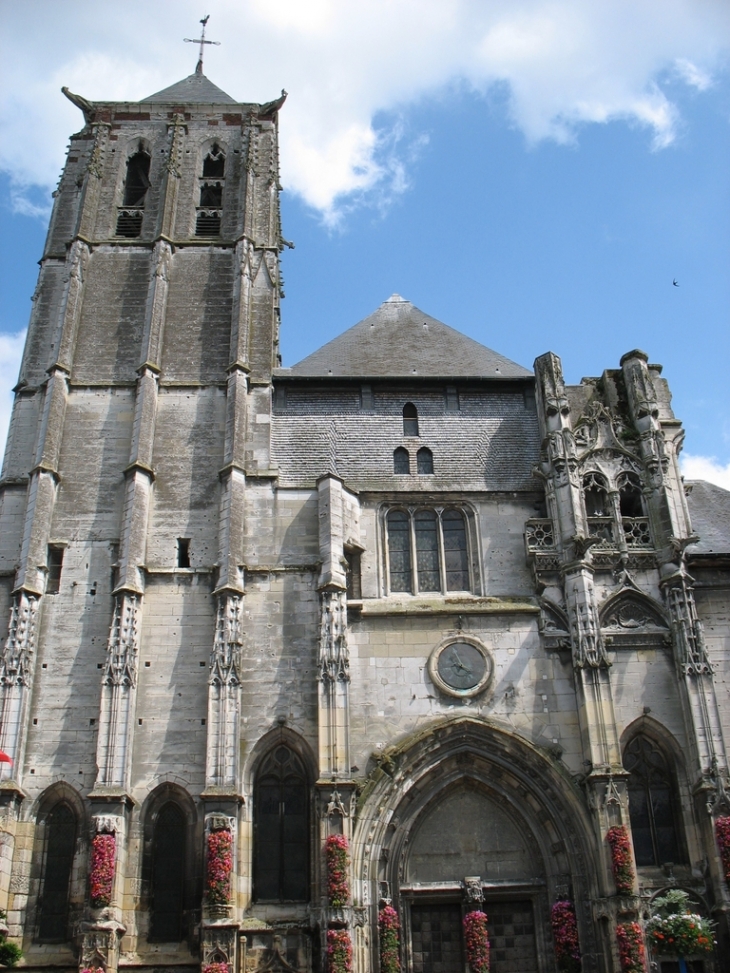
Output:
[184, 15, 221, 75]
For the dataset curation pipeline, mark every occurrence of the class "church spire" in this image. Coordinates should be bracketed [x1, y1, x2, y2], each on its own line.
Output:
[184, 14, 220, 75]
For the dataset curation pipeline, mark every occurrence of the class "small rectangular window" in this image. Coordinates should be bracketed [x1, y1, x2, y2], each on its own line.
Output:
[177, 538, 191, 568]
[46, 546, 64, 595]
[345, 550, 362, 600]
[361, 384, 373, 410]
[445, 386, 459, 412]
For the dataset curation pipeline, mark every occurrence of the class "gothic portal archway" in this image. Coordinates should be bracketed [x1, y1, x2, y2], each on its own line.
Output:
[354, 718, 602, 973]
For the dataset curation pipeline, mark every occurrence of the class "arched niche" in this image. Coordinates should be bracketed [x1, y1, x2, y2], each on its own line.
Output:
[407, 781, 543, 884]
[354, 718, 601, 973]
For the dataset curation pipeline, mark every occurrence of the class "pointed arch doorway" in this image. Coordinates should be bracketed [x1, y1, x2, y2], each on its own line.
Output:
[354, 720, 599, 973]
[403, 784, 542, 973]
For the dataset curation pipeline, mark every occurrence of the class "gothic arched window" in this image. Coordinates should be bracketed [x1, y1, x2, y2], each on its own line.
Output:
[582, 471, 609, 517]
[386, 508, 470, 594]
[417, 447, 434, 475]
[37, 802, 77, 942]
[150, 802, 186, 941]
[116, 147, 151, 237]
[196, 143, 225, 237]
[394, 447, 410, 475]
[122, 149, 151, 207]
[403, 403, 419, 437]
[624, 735, 682, 867]
[254, 745, 309, 902]
[618, 472, 644, 518]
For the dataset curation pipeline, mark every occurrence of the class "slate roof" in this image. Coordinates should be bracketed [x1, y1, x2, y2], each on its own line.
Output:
[686, 480, 730, 556]
[142, 72, 238, 104]
[287, 295, 532, 379]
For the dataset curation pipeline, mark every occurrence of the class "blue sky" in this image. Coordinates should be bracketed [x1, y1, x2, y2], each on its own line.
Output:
[1, 0, 729, 485]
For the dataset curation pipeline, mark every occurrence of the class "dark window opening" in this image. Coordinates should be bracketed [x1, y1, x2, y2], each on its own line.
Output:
[177, 539, 191, 569]
[445, 386, 459, 412]
[583, 472, 609, 517]
[203, 144, 225, 178]
[122, 150, 151, 207]
[254, 745, 309, 902]
[387, 511, 412, 593]
[619, 474, 644, 518]
[46, 546, 64, 595]
[414, 511, 440, 592]
[150, 802, 186, 941]
[394, 447, 410, 475]
[624, 735, 682, 867]
[199, 182, 223, 207]
[345, 550, 362, 600]
[361, 384, 373, 410]
[442, 510, 469, 591]
[403, 403, 419, 437]
[37, 803, 77, 942]
[417, 447, 434, 475]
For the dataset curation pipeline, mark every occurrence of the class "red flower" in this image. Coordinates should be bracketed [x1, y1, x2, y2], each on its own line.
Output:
[89, 833, 116, 908]
[550, 900, 581, 973]
[378, 904, 401, 973]
[206, 829, 233, 905]
[325, 834, 350, 907]
[327, 929, 353, 973]
[616, 922, 646, 973]
[715, 816, 730, 884]
[463, 911, 490, 973]
[606, 826, 635, 895]
[203, 963, 230, 973]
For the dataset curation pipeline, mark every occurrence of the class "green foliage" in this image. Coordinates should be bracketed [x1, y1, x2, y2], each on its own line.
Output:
[0, 940, 22, 967]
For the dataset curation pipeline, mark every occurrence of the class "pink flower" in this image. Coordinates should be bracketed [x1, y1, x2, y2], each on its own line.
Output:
[550, 900, 581, 973]
[616, 922, 646, 973]
[203, 963, 230, 973]
[606, 826, 635, 895]
[463, 911, 490, 973]
[325, 834, 350, 907]
[715, 816, 730, 883]
[89, 833, 116, 908]
[206, 829, 233, 905]
[378, 904, 401, 973]
[327, 929, 353, 973]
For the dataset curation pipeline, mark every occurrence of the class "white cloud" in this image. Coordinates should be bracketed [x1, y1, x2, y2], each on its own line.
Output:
[0, 331, 26, 461]
[681, 454, 730, 491]
[1, 0, 729, 219]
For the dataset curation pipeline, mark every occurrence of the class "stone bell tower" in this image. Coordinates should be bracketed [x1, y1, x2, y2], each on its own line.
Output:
[0, 54, 287, 972]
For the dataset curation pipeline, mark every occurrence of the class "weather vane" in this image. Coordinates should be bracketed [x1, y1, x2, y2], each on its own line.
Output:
[184, 15, 221, 75]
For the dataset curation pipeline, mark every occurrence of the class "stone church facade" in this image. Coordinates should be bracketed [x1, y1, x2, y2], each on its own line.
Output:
[1, 68, 729, 973]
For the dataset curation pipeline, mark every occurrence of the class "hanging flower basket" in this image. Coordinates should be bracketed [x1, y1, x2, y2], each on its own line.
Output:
[646, 890, 714, 957]
[616, 921, 646, 973]
[463, 911, 490, 973]
[715, 816, 730, 884]
[606, 826, 635, 895]
[89, 833, 116, 908]
[327, 928, 353, 973]
[80, 967, 105, 973]
[550, 900, 582, 973]
[378, 904, 401, 973]
[206, 829, 233, 905]
[325, 834, 350, 907]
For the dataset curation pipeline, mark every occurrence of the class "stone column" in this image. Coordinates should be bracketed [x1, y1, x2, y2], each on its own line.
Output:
[92, 243, 170, 795]
[534, 353, 635, 973]
[317, 477, 351, 781]
[0, 239, 89, 789]
[77, 814, 126, 973]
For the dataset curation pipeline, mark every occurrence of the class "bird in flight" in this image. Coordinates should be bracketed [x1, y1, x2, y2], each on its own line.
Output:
[673, 278, 680, 287]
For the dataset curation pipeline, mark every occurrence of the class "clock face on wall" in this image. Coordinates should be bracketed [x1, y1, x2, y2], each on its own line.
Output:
[429, 639, 493, 698]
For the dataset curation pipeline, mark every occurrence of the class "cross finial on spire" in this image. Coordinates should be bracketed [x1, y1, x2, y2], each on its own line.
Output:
[184, 14, 221, 75]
